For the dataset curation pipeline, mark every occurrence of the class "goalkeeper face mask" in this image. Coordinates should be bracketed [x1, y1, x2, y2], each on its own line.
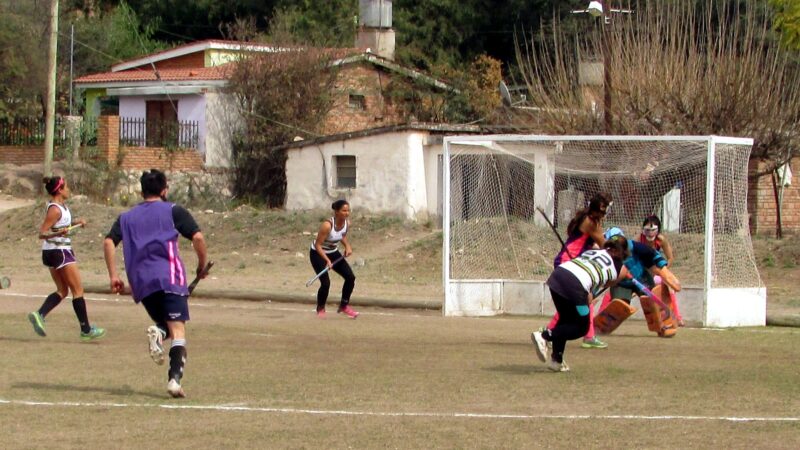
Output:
[643, 225, 659, 241]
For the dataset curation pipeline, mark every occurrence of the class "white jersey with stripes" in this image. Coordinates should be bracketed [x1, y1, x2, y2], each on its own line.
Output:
[310, 217, 348, 254]
[558, 249, 618, 293]
[42, 202, 72, 250]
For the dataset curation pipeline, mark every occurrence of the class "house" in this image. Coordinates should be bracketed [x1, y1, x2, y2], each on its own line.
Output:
[74, 39, 452, 168]
[280, 123, 481, 221]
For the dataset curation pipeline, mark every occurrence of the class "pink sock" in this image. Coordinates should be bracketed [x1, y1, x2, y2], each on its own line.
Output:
[547, 312, 559, 330]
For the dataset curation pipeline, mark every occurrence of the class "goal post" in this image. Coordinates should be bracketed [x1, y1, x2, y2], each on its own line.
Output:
[442, 135, 766, 327]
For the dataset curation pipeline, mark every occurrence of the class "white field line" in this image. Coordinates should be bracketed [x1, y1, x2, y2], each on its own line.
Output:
[0, 398, 797, 422]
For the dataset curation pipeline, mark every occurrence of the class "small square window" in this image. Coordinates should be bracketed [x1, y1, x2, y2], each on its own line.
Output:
[348, 93, 366, 110]
[335, 155, 357, 188]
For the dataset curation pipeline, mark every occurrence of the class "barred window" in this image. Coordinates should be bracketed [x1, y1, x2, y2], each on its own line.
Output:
[335, 155, 357, 189]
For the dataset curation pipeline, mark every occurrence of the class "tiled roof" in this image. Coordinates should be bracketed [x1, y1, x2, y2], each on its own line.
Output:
[74, 64, 234, 84]
[111, 39, 281, 71]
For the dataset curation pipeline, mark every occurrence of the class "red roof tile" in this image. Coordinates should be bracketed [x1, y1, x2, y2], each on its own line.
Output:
[75, 64, 235, 84]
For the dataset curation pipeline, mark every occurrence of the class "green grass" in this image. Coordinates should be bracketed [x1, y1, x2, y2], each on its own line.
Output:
[1, 294, 799, 448]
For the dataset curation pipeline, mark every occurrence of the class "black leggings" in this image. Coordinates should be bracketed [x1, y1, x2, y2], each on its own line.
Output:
[309, 249, 356, 311]
[547, 288, 590, 362]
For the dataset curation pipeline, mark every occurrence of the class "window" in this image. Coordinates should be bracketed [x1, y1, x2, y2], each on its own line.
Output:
[348, 93, 366, 110]
[335, 155, 357, 188]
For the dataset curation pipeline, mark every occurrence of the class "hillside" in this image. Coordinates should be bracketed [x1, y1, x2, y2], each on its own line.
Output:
[0, 195, 798, 318]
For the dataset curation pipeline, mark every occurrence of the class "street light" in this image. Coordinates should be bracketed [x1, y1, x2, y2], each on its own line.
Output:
[587, 1, 603, 17]
[572, 1, 633, 134]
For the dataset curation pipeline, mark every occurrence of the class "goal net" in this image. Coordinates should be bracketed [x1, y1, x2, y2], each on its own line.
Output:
[442, 135, 765, 327]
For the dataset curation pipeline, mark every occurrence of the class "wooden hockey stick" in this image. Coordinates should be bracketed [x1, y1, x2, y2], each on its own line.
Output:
[188, 261, 214, 294]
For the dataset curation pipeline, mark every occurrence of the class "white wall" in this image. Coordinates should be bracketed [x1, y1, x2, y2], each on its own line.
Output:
[204, 92, 241, 168]
[286, 130, 441, 219]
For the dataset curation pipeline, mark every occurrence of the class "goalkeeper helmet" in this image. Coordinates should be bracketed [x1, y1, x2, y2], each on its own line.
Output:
[604, 227, 625, 240]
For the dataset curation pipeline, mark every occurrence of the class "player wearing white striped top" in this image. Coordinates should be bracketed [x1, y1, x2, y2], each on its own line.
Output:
[309, 200, 358, 318]
[531, 237, 630, 372]
[27, 176, 105, 341]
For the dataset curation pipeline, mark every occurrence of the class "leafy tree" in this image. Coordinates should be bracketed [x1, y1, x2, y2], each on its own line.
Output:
[226, 49, 340, 206]
[770, 0, 800, 49]
[0, 1, 49, 118]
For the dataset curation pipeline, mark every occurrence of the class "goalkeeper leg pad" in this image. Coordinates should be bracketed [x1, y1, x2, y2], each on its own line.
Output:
[594, 298, 637, 335]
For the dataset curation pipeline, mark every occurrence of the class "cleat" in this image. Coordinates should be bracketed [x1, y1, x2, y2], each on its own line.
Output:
[317, 308, 326, 319]
[147, 325, 166, 365]
[531, 331, 550, 363]
[547, 359, 570, 372]
[581, 337, 608, 349]
[167, 378, 185, 398]
[80, 325, 106, 341]
[337, 305, 359, 319]
[28, 311, 47, 337]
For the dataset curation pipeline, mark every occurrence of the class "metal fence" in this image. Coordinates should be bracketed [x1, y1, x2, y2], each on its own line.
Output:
[119, 117, 199, 149]
[0, 116, 197, 150]
[0, 116, 97, 146]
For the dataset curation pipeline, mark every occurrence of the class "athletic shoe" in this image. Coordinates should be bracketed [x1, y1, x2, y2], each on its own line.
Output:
[677, 318, 685, 327]
[80, 325, 106, 341]
[167, 378, 185, 398]
[147, 325, 166, 365]
[317, 308, 326, 319]
[581, 337, 608, 349]
[337, 305, 359, 319]
[530, 331, 550, 363]
[547, 359, 570, 372]
[27, 311, 46, 337]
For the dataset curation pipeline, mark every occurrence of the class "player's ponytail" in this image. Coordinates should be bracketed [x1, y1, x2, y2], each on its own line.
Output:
[43, 176, 64, 196]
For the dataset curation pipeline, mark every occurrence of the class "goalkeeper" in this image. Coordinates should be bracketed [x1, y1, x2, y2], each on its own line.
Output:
[595, 227, 681, 335]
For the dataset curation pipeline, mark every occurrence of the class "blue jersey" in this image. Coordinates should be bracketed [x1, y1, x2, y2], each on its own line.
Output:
[619, 239, 667, 290]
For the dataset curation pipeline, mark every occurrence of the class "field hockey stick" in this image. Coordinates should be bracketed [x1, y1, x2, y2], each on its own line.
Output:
[305, 256, 344, 287]
[627, 274, 672, 314]
[188, 261, 214, 294]
[42, 223, 83, 239]
[536, 207, 574, 259]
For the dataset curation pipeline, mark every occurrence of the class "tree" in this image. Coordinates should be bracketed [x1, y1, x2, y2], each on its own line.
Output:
[515, 0, 800, 234]
[226, 49, 340, 206]
[770, 0, 800, 49]
[0, 1, 49, 118]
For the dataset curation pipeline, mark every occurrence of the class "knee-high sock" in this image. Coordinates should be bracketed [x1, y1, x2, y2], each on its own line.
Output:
[168, 340, 187, 382]
[38, 292, 62, 318]
[71, 297, 91, 333]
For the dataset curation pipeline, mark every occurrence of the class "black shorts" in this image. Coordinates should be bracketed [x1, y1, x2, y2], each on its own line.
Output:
[42, 249, 77, 270]
[546, 267, 590, 306]
[141, 291, 190, 323]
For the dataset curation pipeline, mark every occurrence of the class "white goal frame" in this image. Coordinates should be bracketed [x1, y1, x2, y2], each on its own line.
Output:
[442, 135, 766, 327]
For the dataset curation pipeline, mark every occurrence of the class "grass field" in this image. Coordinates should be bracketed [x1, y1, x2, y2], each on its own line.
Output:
[1, 290, 799, 449]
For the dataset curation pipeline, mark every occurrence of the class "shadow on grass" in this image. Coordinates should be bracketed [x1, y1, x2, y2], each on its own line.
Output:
[484, 364, 551, 375]
[11, 382, 164, 399]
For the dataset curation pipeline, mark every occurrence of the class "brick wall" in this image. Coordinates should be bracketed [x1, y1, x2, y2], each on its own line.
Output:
[153, 52, 205, 70]
[324, 63, 405, 135]
[749, 158, 800, 236]
[119, 146, 204, 171]
[0, 146, 52, 165]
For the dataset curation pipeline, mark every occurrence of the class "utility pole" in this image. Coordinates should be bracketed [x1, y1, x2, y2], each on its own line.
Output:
[43, 0, 60, 178]
[69, 23, 74, 116]
[602, 2, 612, 134]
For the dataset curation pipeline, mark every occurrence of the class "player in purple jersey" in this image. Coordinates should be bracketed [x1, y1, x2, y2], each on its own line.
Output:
[103, 169, 208, 398]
